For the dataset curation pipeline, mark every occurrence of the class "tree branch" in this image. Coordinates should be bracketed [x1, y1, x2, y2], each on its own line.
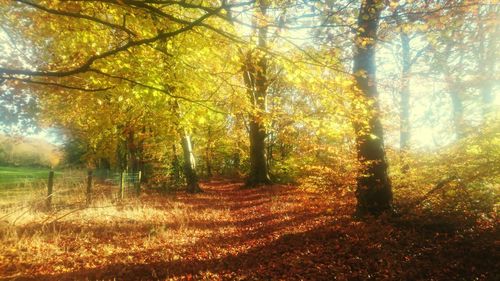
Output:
[410, 44, 431, 67]
[3, 77, 114, 92]
[16, 0, 137, 37]
[89, 69, 227, 114]
[0, 7, 221, 77]
[119, 0, 245, 45]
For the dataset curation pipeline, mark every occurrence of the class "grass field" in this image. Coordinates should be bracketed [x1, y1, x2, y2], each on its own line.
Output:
[0, 167, 134, 209]
[0, 166, 52, 185]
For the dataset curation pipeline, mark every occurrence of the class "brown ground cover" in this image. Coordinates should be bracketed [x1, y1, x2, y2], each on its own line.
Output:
[0, 180, 497, 280]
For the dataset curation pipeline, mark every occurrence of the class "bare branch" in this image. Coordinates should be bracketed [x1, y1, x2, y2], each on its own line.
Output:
[3, 77, 114, 92]
[121, 0, 246, 44]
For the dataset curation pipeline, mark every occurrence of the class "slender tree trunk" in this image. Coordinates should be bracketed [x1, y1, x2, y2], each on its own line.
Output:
[181, 134, 202, 193]
[478, 17, 498, 118]
[116, 125, 128, 172]
[400, 31, 411, 151]
[442, 42, 465, 139]
[137, 126, 145, 181]
[243, 1, 271, 187]
[205, 126, 213, 178]
[266, 125, 278, 170]
[439, 39, 466, 139]
[234, 152, 240, 170]
[399, 30, 411, 173]
[205, 149, 212, 178]
[172, 144, 181, 185]
[352, 0, 393, 216]
[127, 129, 139, 173]
[449, 85, 465, 138]
[171, 101, 201, 192]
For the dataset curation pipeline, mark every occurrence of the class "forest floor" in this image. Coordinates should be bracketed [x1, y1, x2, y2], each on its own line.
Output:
[0, 180, 498, 280]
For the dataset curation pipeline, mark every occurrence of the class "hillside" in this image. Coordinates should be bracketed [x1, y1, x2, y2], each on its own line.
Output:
[0, 134, 62, 167]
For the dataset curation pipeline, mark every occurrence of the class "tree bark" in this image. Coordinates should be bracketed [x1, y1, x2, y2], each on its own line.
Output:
[352, 0, 393, 216]
[181, 134, 202, 193]
[247, 116, 271, 186]
[171, 100, 202, 192]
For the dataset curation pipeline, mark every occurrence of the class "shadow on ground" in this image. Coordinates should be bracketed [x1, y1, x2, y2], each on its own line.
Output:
[2, 180, 498, 281]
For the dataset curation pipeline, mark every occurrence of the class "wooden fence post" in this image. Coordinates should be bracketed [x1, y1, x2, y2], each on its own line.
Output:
[86, 170, 92, 205]
[120, 170, 125, 199]
[46, 171, 54, 210]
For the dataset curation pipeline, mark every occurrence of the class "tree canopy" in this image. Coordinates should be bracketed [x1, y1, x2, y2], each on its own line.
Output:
[0, 0, 498, 214]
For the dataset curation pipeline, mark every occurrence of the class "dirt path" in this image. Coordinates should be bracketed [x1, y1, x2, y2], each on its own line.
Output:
[1, 180, 497, 280]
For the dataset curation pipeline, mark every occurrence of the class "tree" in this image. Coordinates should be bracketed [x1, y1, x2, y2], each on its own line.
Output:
[352, 0, 392, 216]
[475, 3, 498, 118]
[172, 101, 203, 193]
[388, 2, 430, 152]
[242, 0, 272, 186]
[424, 1, 494, 139]
[181, 133, 202, 193]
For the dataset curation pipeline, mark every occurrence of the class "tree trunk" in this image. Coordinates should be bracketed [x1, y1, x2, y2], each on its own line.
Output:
[243, 1, 271, 187]
[449, 85, 465, 139]
[477, 16, 498, 118]
[171, 100, 202, 192]
[137, 126, 146, 181]
[206, 149, 212, 178]
[181, 134, 202, 193]
[266, 131, 273, 170]
[442, 41, 465, 139]
[399, 30, 411, 173]
[400, 31, 411, 151]
[233, 151, 240, 175]
[352, 0, 393, 216]
[438, 38, 466, 139]
[205, 126, 213, 178]
[171, 144, 181, 185]
[127, 129, 139, 173]
[247, 118, 271, 185]
[116, 126, 128, 172]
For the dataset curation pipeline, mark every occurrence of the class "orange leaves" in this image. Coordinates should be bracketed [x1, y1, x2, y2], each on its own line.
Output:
[0, 180, 497, 280]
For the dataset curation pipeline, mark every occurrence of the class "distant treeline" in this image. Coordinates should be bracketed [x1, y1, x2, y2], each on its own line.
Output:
[0, 135, 61, 168]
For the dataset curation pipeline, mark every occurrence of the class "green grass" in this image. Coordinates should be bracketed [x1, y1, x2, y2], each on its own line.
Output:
[0, 166, 51, 185]
[0, 167, 128, 208]
[0, 167, 101, 210]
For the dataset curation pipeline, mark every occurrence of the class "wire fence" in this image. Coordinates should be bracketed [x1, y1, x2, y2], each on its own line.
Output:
[0, 169, 142, 211]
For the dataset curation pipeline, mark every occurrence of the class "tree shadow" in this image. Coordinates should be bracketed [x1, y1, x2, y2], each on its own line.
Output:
[10, 217, 497, 281]
[3, 180, 496, 281]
